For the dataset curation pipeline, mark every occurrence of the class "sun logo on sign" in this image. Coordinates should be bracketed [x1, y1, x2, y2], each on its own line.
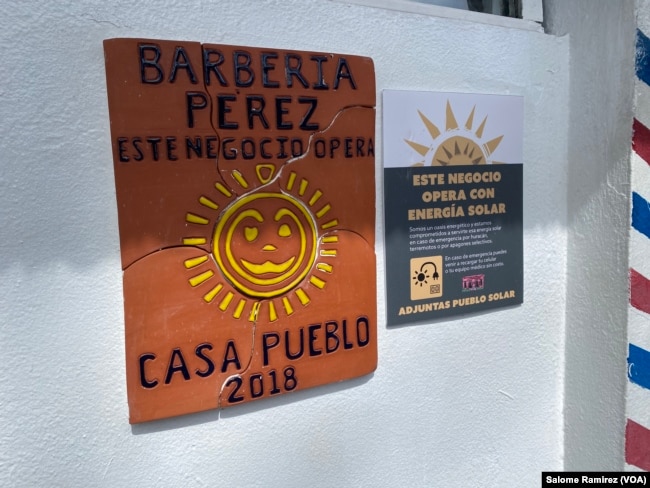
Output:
[181, 163, 339, 323]
[404, 100, 505, 166]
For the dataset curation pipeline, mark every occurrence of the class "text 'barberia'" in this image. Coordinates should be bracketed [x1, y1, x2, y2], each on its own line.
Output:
[138, 43, 360, 131]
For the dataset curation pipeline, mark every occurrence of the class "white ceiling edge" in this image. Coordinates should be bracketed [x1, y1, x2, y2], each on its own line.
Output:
[330, 0, 544, 32]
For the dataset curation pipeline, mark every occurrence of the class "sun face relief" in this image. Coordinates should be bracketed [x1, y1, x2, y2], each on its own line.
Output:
[213, 192, 317, 298]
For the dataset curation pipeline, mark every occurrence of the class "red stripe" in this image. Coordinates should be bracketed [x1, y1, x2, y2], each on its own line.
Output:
[631, 268, 650, 315]
[627, 418, 650, 470]
[633, 118, 650, 166]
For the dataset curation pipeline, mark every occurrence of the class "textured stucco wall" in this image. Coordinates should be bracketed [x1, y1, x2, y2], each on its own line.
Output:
[1, 1, 570, 486]
[544, 0, 635, 471]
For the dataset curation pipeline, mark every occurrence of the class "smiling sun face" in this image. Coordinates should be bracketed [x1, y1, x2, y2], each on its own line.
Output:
[405, 100, 505, 166]
[213, 192, 317, 299]
[180, 164, 339, 323]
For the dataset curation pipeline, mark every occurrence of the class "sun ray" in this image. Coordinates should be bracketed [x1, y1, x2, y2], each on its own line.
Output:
[322, 236, 338, 243]
[233, 299, 246, 319]
[203, 284, 223, 303]
[184, 255, 208, 268]
[316, 204, 331, 218]
[282, 297, 294, 315]
[185, 212, 209, 225]
[309, 190, 323, 206]
[475, 116, 488, 139]
[321, 219, 338, 230]
[465, 106, 476, 130]
[183, 237, 207, 246]
[268, 301, 278, 321]
[295, 288, 310, 306]
[445, 100, 459, 130]
[405, 139, 430, 157]
[287, 171, 297, 190]
[483, 135, 503, 156]
[215, 182, 232, 197]
[189, 270, 214, 287]
[418, 110, 441, 139]
[299, 178, 308, 196]
[199, 196, 219, 211]
[219, 291, 234, 311]
[321, 249, 337, 257]
[249, 301, 261, 322]
[317, 262, 333, 273]
[232, 170, 249, 189]
[309, 275, 326, 289]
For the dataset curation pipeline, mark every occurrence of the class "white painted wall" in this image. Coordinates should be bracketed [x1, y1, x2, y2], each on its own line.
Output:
[1, 0, 613, 486]
[544, 0, 635, 471]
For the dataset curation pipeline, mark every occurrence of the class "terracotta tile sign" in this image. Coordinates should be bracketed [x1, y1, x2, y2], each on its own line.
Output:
[103, 38, 377, 423]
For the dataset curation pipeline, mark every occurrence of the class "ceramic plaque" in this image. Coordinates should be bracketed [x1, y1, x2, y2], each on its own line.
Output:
[104, 38, 376, 423]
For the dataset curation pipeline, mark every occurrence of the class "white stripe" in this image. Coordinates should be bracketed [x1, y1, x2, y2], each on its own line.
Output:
[635, 79, 650, 130]
[631, 151, 650, 202]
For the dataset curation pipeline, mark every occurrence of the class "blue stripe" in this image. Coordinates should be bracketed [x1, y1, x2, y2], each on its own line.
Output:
[637, 29, 650, 86]
[629, 343, 650, 390]
[632, 192, 650, 239]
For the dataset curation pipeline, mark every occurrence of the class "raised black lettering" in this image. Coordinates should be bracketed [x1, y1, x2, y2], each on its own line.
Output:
[241, 138, 255, 160]
[298, 97, 319, 130]
[276, 96, 292, 130]
[186, 91, 208, 129]
[247, 95, 269, 129]
[260, 138, 272, 159]
[165, 137, 177, 161]
[285, 328, 304, 360]
[218, 94, 239, 129]
[139, 44, 163, 84]
[132, 138, 144, 161]
[203, 48, 227, 86]
[186, 136, 202, 158]
[325, 321, 340, 353]
[195, 343, 215, 378]
[222, 138, 236, 160]
[206, 136, 218, 158]
[329, 137, 340, 157]
[169, 46, 198, 84]
[342, 319, 354, 350]
[139, 353, 158, 388]
[333, 58, 356, 89]
[146, 137, 161, 161]
[285, 54, 308, 88]
[261, 52, 280, 88]
[314, 139, 326, 158]
[357, 316, 370, 346]
[311, 55, 328, 89]
[276, 137, 288, 158]
[234, 51, 254, 87]
[225, 376, 244, 403]
[164, 348, 190, 384]
[263, 332, 280, 366]
[221, 340, 241, 372]
[117, 137, 129, 162]
[344, 138, 352, 158]
[356, 137, 365, 157]
[308, 324, 322, 356]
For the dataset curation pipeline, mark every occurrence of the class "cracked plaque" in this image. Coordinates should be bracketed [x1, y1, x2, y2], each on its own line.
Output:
[104, 38, 377, 423]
